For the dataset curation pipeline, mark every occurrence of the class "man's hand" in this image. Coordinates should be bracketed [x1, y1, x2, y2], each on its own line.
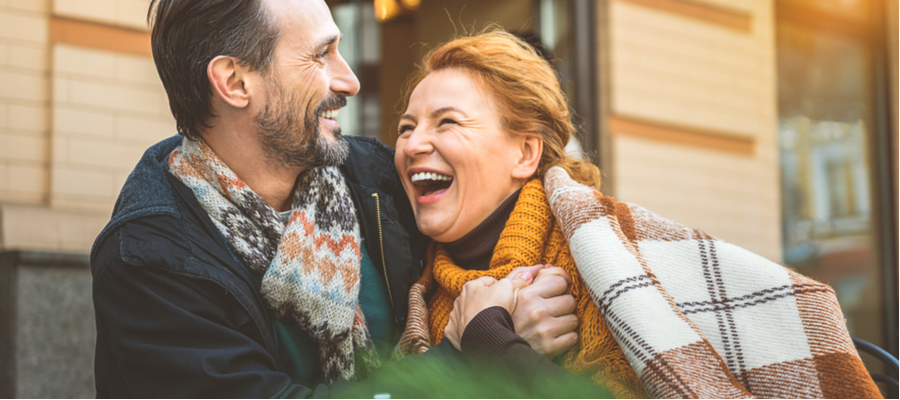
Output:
[445, 272, 534, 350]
[509, 265, 578, 359]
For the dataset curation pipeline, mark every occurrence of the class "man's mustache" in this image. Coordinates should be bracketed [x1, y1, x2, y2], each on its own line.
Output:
[315, 95, 348, 116]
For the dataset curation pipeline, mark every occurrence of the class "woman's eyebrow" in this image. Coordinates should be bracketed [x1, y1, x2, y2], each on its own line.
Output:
[430, 107, 466, 118]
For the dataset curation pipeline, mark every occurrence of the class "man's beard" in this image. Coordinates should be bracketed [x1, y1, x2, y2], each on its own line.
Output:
[254, 77, 350, 171]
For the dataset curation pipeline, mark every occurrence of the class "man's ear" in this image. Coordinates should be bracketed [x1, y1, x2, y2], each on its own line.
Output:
[511, 134, 543, 179]
[208, 55, 254, 109]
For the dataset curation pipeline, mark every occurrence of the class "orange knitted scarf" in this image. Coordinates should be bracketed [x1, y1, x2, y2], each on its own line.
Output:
[402, 179, 645, 399]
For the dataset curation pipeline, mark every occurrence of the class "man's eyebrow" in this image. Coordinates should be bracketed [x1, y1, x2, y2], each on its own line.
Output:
[431, 107, 466, 118]
[316, 33, 341, 49]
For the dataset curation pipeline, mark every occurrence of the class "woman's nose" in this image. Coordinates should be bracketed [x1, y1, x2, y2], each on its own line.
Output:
[402, 129, 434, 158]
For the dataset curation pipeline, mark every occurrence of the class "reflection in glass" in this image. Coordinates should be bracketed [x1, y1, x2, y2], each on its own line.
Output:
[777, 20, 882, 345]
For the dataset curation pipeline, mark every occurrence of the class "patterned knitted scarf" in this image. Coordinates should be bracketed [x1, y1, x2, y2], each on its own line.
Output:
[168, 137, 378, 384]
[397, 179, 645, 398]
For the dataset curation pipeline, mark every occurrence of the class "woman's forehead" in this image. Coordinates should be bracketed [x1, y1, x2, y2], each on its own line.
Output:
[408, 69, 494, 114]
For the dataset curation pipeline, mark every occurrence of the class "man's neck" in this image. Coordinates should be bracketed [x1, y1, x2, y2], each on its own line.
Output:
[199, 128, 302, 212]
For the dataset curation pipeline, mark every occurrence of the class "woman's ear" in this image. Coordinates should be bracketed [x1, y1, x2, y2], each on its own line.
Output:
[208, 55, 253, 109]
[512, 134, 543, 179]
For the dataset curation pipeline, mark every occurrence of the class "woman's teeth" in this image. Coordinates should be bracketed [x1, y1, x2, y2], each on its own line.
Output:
[319, 109, 338, 119]
[410, 172, 452, 183]
[410, 171, 453, 197]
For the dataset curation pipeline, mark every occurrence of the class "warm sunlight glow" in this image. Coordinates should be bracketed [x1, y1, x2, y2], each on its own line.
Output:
[400, 0, 421, 11]
[374, 0, 401, 22]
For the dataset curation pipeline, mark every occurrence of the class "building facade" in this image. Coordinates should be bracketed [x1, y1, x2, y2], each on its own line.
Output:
[0, 0, 896, 397]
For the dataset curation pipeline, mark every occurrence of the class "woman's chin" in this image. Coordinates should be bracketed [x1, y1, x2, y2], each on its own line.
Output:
[416, 220, 462, 243]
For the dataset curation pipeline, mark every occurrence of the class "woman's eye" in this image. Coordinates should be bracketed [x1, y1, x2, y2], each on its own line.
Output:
[398, 125, 414, 136]
[439, 118, 457, 126]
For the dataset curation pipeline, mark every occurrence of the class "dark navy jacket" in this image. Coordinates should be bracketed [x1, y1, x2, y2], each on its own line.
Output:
[88, 135, 464, 398]
[90, 135, 604, 398]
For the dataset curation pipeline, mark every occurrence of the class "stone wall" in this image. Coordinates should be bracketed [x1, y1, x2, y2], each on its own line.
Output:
[0, 251, 94, 399]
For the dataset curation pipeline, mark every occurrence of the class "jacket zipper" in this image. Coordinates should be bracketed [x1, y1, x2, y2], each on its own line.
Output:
[371, 192, 396, 322]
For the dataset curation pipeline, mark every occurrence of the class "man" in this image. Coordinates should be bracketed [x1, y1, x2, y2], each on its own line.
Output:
[90, 0, 591, 397]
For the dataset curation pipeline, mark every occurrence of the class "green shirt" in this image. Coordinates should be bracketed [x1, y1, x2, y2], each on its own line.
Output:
[269, 241, 396, 385]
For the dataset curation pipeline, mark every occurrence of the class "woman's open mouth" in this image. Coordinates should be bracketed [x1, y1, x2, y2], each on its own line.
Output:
[410, 171, 454, 203]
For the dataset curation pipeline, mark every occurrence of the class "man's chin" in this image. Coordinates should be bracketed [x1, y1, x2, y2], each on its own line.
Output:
[313, 130, 349, 167]
[321, 127, 343, 142]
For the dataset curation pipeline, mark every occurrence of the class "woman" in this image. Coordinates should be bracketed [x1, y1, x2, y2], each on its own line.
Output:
[393, 29, 881, 399]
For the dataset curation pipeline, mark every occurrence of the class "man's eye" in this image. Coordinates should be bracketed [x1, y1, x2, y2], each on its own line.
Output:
[316, 49, 329, 59]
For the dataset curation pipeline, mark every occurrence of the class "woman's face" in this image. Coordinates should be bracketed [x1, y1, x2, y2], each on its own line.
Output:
[395, 69, 527, 243]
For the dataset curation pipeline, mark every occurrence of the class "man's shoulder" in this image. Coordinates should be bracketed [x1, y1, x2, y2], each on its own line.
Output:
[91, 212, 192, 279]
[344, 136, 395, 172]
[341, 136, 401, 193]
[345, 135, 394, 159]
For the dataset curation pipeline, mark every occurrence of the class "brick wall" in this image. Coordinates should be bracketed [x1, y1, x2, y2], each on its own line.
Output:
[605, 0, 783, 261]
[51, 43, 173, 211]
[0, 0, 50, 205]
[0, 0, 172, 252]
[54, 0, 147, 29]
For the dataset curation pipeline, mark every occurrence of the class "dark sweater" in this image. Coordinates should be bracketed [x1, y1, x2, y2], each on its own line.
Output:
[446, 189, 521, 270]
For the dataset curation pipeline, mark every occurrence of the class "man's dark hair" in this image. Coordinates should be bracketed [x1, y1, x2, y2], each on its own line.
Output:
[148, 0, 282, 140]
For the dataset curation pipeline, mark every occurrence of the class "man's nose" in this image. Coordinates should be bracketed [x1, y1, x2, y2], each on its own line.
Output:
[331, 52, 360, 97]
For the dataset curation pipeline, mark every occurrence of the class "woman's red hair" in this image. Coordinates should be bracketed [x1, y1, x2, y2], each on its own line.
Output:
[402, 28, 601, 189]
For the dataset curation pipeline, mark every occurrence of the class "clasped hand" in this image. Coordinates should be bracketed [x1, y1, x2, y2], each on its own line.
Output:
[444, 264, 578, 359]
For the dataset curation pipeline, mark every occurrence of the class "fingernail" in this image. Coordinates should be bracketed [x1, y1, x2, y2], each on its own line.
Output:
[518, 271, 533, 282]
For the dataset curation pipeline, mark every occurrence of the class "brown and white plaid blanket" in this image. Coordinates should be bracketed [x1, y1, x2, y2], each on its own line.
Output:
[543, 167, 881, 399]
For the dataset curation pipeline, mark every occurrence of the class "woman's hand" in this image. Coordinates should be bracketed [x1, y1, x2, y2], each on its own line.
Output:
[444, 272, 534, 350]
[511, 265, 579, 359]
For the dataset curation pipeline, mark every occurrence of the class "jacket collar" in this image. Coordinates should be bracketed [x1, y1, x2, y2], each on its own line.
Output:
[90, 135, 401, 265]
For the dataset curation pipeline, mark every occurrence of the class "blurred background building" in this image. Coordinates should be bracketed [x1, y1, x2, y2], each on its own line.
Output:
[0, 0, 896, 397]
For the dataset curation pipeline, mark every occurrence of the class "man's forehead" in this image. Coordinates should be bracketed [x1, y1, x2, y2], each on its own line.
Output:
[266, 0, 339, 44]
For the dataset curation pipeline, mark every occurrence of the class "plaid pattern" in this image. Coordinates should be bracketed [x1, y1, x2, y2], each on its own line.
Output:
[544, 167, 880, 399]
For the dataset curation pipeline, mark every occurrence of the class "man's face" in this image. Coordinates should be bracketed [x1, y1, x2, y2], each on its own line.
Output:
[255, 0, 360, 170]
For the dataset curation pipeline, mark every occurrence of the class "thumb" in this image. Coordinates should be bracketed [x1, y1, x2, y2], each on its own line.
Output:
[506, 264, 544, 281]
[509, 270, 534, 290]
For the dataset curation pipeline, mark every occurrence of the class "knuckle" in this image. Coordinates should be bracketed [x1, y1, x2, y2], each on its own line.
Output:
[520, 288, 538, 301]
[536, 326, 551, 338]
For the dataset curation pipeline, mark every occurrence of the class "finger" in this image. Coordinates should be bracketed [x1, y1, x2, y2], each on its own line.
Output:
[507, 270, 533, 290]
[470, 276, 497, 288]
[549, 313, 579, 335]
[535, 266, 573, 286]
[543, 295, 577, 317]
[527, 273, 570, 298]
[549, 331, 579, 358]
[504, 264, 544, 281]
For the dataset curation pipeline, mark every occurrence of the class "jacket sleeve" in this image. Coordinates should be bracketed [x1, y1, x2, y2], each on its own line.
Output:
[460, 306, 612, 399]
[93, 246, 323, 398]
[92, 235, 482, 399]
